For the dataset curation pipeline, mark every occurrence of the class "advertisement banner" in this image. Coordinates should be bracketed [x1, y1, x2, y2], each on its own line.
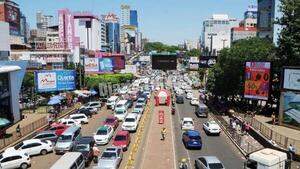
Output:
[189, 57, 199, 71]
[99, 58, 114, 73]
[35, 70, 76, 92]
[84, 58, 99, 73]
[58, 9, 74, 49]
[244, 61, 271, 100]
[5, 3, 20, 35]
[282, 67, 300, 91]
[282, 91, 300, 128]
[199, 56, 217, 68]
[151, 54, 177, 70]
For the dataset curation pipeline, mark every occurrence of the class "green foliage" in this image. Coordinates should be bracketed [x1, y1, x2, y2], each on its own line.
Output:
[85, 73, 134, 89]
[185, 49, 201, 57]
[22, 73, 34, 89]
[144, 42, 181, 53]
[276, 0, 300, 68]
[207, 37, 275, 97]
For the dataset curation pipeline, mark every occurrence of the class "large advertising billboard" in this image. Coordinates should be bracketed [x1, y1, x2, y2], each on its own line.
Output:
[58, 9, 74, 49]
[84, 57, 115, 74]
[282, 91, 300, 128]
[99, 58, 114, 73]
[244, 61, 271, 100]
[282, 67, 300, 91]
[34, 70, 76, 92]
[84, 58, 99, 73]
[199, 56, 217, 68]
[189, 57, 199, 71]
[5, 3, 20, 36]
[151, 54, 177, 70]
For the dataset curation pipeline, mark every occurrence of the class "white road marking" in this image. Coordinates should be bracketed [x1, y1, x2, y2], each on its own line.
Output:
[170, 104, 177, 169]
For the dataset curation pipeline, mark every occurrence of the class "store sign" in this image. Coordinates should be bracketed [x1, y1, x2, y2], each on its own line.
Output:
[5, 4, 20, 35]
[35, 42, 67, 50]
[84, 58, 99, 73]
[58, 9, 75, 49]
[282, 67, 300, 91]
[199, 56, 217, 68]
[121, 65, 137, 74]
[46, 55, 66, 63]
[35, 70, 76, 92]
[244, 61, 271, 100]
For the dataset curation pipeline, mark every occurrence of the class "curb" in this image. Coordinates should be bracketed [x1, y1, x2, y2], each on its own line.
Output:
[0, 106, 78, 153]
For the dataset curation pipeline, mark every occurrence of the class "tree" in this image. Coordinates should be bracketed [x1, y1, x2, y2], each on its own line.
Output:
[185, 49, 201, 57]
[22, 73, 34, 89]
[144, 42, 181, 53]
[276, 0, 300, 68]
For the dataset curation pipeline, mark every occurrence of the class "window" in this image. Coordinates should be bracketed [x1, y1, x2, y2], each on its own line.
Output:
[70, 163, 77, 169]
[1, 157, 11, 163]
[199, 158, 207, 167]
[10, 156, 22, 161]
[76, 154, 84, 166]
[52, 63, 64, 70]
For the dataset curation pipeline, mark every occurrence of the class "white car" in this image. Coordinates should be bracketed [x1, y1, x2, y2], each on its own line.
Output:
[176, 89, 184, 95]
[59, 118, 81, 127]
[114, 109, 128, 121]
[131, 109, 142, 122]
[186, 92, 194, 99]
[69, 114, 89, 124]
[190, 97, 200, 106]
[155, 86, 160, 91]
[203, 121, 221, 135]
[0, 150, 31, 169]
[122, 114, 139, 132]
[181, 117, 195, 130]
[94, 126, 114, 145]
[80, 101, 101, 110]
[6, 139, 53, 156]
[119, 87, 128, 95]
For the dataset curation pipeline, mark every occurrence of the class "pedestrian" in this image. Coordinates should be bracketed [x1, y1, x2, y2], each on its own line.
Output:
[288, 144, 296, 161]
[93, 146, 100, 163]
[161, 127, 167, 141]
[16, 124, 21, 137]
[245, 122, 250, 135]
[241, 121, 246, 134]
[271, 112, 276, 125]
[47, 114, 53, 126]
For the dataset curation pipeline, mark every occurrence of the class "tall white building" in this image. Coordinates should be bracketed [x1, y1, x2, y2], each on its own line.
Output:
[36, 11, 53, 38]
[201, 14, 238, 55]
[120, 5, 130, 53]
[0, 22, 10, 60]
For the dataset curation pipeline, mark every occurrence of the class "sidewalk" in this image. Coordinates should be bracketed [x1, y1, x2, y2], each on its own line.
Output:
[140, 105, 176, 169]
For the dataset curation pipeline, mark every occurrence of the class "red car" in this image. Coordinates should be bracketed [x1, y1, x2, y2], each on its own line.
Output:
[41, 123, 69, 136]
[104, 116, 119, 130]
[112, 130, 130, 151]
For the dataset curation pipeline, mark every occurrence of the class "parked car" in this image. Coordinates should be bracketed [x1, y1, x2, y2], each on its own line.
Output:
[80, 101, 102, 110]
[181, 117, 195, 130]
[50, 152, 85, 169]
[190, 97, 200, 106]
[104, 116, 119, 130]
[73, 108, 93, 117]
[114, 109, 128, 121]
[59, 118, 81, 127]
[112, 131, 130, 151]
[6, 139, 53, 156]
[55, 126, 81, 154]
[176, 95, 184, 104]
[40, 123, 69, 136]
[32, 130, 58, 143]
[119, 87, 128, 95]
[195, 156, 225, 169]
[95, 147, 123, 169]
[126, 99, 134, 108]
[69, 114, 89, 124]
[122, 114, 139, 132]
[203, 121, 221, 136]
[186, 92, 193, 99]
[0, 150, 31, 169]
[182, 130, 202, 149]
[72, 136, 95, 166]
[93, 126, 114, 145]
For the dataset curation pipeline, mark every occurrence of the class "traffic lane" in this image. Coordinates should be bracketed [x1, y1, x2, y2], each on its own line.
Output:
[174, 97, 244, 169]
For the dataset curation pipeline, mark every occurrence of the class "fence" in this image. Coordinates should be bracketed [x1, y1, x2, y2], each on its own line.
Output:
[0, 106, 76, 150]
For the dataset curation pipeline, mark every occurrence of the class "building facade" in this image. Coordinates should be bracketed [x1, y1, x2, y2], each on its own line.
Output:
[201, 14, 238, 55]
[104, 13, 120, 53]
[36, 11, 53, 38]
[0, 21, 10, 60]
[130, 10, 138, 28]
[0, 0, 21, 36]
[231, 27, 257, 42]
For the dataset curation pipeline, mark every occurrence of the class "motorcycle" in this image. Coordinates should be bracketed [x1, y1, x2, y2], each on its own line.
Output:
[172, 107, 175, 115]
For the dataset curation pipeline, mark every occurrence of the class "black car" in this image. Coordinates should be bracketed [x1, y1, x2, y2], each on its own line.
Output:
[127, 99, 133, 108]
[73, 108, 93, 118]
[72, 136, 95, 166]
[176, 95, 184, 104]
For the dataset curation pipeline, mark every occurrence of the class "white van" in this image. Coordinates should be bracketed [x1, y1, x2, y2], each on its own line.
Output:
[106, 96, 119, 110]
[50, 152, 85, 169]
[115, 100, 129, 112]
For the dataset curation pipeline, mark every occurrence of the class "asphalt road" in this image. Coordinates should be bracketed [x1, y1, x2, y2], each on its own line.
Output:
[172, 92, 245, 169]
[28, 104, 140, 169]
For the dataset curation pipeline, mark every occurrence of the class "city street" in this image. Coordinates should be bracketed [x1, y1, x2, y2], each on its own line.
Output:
[172, 92, 245, 168]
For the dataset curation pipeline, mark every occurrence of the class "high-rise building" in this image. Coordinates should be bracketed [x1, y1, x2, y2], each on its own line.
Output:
[231, 27, 257, 42]
[104, 13, 120, 53]
[201, 14, 238, 55]
[0, 21, 10, 60]
[36, 11, 53, 38]
[130, 10, 138, 28]
[0, 0, 21, 36]
[20, 13, 28, 43]
[257, 0, 281, 43]
[121, 5, 130, 26]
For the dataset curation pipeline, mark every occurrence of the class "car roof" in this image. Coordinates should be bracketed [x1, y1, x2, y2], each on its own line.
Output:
[104, 147, 120, 152]
[186, 130, 200, 136]
[2, 150, 25, 157]
[75, 136, 94, 144]
[183, 117, 193, 121]
[116, 130, 129, 136]
[198, 156, 222, 164]
[106, 116, 116, 119]
[37, 130, 57, 135]
[208, 121, 218, 124]
[70, 113, 86, 117]
[126, 114, 137, 118]
[98, 126, 110, 131]
[51, 123, 67, 127]
[23, 139, 42, 144]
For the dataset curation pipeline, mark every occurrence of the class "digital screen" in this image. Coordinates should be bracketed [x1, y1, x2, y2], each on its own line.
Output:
[151, 54, 177, 70]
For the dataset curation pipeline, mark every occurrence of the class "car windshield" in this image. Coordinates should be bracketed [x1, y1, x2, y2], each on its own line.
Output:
[116, 110, 125, 114]
[83, 103, 89, 107]
[114, 135, 126, 141]
[58, 135, 72, 141]
[183, 121, 193, 125]
[189, 135, 200, 140]
[101, 152, 116, 159]
[135, 105, 143, 108]
[74, 144, 90, 151]
[116, 104, 123, 108]
[105, 119, 115, 123]
[125, 118, 135, 122]
[137, 99, 144, 103]
[96, 130, 107, 135]
[209, 163, 224, 169]
[14, 142, 24, 150]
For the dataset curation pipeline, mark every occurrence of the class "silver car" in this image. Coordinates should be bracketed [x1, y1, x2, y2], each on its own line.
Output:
[195, 156, 225, 169]
[93, 147, 123, 169]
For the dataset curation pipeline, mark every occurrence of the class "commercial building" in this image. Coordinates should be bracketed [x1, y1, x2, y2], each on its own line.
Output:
[104, 13, 120, 53]
[0, 0, 21, 36]
[20, 13, 29, 43]
[36, 11, 53, 38]
[130, 10, 138, 28]
[0, 21, 10, 60]
[231, 27, 257, 42]
[201, 14, 238, 55]
[184, 39, 200, 51]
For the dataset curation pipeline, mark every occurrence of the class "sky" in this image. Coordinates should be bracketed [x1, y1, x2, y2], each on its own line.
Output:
[15, 0, 256, 45]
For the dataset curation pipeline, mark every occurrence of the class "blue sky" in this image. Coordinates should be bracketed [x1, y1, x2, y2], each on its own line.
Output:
[15, 0, 256, 45]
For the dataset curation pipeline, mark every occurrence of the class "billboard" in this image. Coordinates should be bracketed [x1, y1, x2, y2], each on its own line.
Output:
[35, 70, 76, 92]
[282, 91, 300, 128]
[282, 67, 300, 91]
[121, 65, 137, 74]
[58, 9, 75, 49]
[189, 57, 199, 71]
[5, 3, 20, 36]
[199, 56, 217, 68]
[99, 58, 114, 73]
[244, 61, 271, 100]
[151, 54, 177, 70]
[84, 58, 99, 73]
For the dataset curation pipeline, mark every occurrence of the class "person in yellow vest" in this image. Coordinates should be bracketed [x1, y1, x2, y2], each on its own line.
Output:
[161, 127, 167, 141]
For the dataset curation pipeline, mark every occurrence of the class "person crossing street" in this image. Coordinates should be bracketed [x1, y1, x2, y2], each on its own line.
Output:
[161, 127, 167, 141]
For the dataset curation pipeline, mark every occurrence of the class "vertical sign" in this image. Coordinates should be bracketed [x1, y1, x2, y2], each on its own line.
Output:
[58, 9, 74, 49]
[58, 10, 65, 48]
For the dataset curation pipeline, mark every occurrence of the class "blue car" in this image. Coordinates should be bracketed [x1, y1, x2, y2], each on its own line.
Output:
[182, 130, 202, 149]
